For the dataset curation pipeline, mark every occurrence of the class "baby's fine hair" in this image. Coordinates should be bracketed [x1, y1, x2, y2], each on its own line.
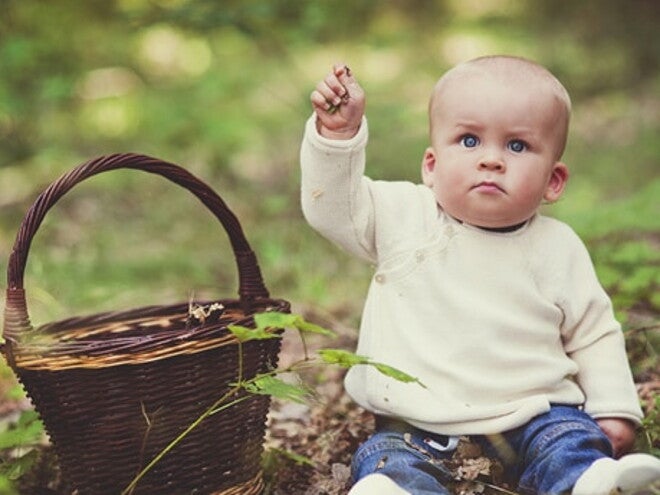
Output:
[429, 55, 572, 158]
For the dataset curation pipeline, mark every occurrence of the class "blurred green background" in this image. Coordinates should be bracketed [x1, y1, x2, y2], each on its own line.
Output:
[1, 0, 658, 325]
[0, 0, 658, 488]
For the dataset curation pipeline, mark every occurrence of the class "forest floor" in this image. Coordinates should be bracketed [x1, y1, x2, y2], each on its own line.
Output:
[261, 314, 660, 495]
[2, 308, 658, 495]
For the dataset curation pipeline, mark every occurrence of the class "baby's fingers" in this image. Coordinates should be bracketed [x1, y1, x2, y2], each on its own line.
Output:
[313, 71, 347, 108]
[309, 63, 364, 139]
[323, 70, 349, 100]
[310, 88, 336, 113]
[333, 64, 354, 84]
[334, 64, 364, 107]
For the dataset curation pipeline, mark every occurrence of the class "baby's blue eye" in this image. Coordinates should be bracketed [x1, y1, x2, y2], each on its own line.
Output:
[508, 140, 527, 153]
[461, 135, 479, 148]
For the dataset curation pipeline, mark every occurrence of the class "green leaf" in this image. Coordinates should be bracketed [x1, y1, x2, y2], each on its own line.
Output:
[227, 324, 279, 342]
[266, 447, 316, 467]
[318, 349, 425, 387]
[0, 410, 44, 450]
[373, 363, 426, 387]
[254, 312, 300, 329]
[0, 449, 39, 481]
[254, 312, 336, 337]
[295, 319, 336, 337]
[242, 375, 312, 404]
[318, 348, 370, 367]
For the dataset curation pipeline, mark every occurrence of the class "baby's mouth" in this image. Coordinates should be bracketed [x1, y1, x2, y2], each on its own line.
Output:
[472, 181, 506, 194]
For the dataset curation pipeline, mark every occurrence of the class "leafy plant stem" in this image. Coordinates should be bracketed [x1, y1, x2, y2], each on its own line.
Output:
[120, 342, 249, 494]
[120, 312, 422, 494]
[126, 403, 156, 495]
[298, 329, 310, 361]
[237, 340, 244, 385]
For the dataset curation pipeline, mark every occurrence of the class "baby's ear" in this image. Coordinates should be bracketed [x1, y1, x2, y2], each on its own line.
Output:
[544, 162, 569, 203]
[421, 147, 436, 187]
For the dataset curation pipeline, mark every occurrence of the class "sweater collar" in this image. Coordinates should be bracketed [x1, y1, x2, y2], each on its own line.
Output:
[475, 220, 528, 233]
[438, 207, 533, 235]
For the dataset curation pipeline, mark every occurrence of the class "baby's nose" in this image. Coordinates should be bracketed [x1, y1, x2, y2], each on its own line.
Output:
[478, 155, 505, 171]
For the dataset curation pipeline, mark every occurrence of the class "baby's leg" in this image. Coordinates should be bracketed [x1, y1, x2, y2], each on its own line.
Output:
[350, 421, 456, 494]
[504, 406, 612, 493]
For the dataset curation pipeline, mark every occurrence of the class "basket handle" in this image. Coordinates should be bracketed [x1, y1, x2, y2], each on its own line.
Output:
[3, 153, 270, 343]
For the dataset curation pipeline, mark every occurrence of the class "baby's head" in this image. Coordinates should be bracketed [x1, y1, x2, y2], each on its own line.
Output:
[422, 55, 571, 228]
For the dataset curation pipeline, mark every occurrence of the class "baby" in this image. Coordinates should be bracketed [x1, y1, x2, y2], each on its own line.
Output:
[300, 55, 660, 494]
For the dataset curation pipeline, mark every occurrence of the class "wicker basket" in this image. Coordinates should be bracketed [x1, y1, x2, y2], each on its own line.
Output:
[2, 154, 290, 494]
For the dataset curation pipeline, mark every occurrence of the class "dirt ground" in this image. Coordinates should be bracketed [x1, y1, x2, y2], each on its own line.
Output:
[263, 333, 514, 495]
[4, 308, 659, 494]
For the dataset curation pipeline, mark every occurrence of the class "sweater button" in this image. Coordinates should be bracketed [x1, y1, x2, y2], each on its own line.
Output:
[375, 274, 385, 284]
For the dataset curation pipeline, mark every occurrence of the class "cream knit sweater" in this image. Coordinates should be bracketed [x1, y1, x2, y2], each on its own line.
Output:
[300, 116, 642, 435]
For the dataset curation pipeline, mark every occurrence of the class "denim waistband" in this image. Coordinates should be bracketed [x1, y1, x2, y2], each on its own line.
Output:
[374, 415, 460, 452]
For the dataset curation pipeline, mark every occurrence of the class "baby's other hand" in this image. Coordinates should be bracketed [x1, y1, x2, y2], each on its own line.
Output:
[596, 417, 636, 458]
[310, 63, 365, 140]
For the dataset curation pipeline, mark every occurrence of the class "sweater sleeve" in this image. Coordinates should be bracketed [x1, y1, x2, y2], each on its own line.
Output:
[300, 114, 378, 263]
[555, 227, 643, 424]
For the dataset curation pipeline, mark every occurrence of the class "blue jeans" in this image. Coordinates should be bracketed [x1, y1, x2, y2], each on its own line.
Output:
[351, 406, 613, 495]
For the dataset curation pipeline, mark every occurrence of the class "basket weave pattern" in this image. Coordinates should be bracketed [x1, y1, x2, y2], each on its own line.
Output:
[2, 154, 289, 494]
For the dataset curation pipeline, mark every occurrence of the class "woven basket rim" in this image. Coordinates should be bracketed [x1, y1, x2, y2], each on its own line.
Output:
[11, 298, 288, 371]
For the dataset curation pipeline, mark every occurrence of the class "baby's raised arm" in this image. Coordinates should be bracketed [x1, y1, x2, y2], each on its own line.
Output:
[310, 63, 365, 140]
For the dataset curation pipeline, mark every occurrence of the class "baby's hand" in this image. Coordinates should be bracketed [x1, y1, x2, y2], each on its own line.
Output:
[310, 63, 365, 140]
[596, 418, 636, 458]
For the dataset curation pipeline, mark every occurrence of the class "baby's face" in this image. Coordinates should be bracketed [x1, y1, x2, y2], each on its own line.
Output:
[422, 73, 568, 228]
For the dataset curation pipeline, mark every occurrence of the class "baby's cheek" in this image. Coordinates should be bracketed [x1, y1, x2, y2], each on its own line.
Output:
[515, 181, 546, 208]
[435, 185, 465, 215]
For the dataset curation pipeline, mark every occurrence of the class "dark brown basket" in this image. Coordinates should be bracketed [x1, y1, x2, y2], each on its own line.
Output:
[2, 154, 290, 494]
